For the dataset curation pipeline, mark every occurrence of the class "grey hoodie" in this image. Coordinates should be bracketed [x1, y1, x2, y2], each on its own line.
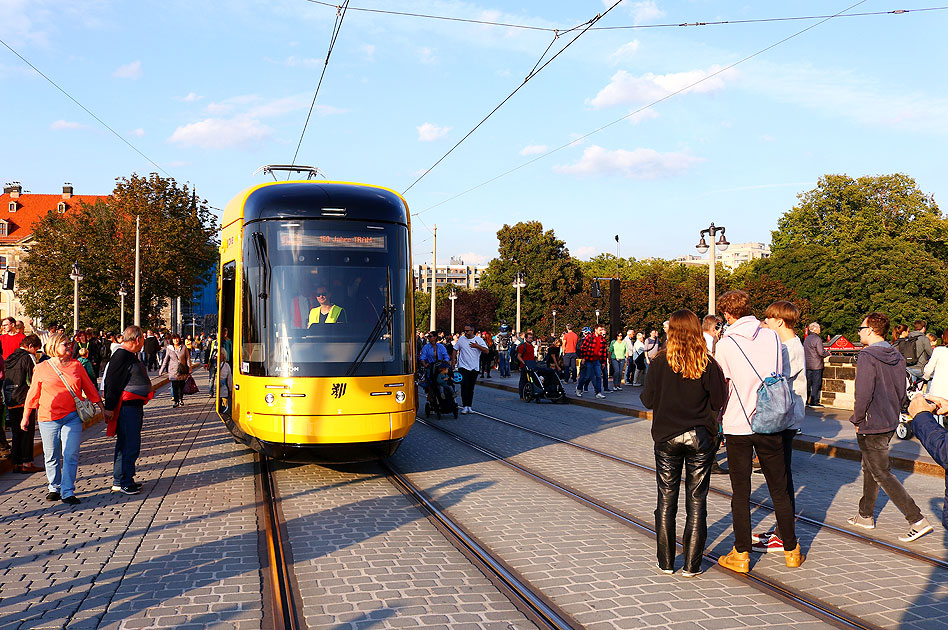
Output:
[850, 341, 907, 434]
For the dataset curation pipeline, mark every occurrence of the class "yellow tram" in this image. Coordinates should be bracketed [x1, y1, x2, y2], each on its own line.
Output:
[215, 168, 416, 462]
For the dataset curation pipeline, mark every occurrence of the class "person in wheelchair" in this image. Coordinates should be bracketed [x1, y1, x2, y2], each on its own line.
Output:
[518, 331, 560, 398]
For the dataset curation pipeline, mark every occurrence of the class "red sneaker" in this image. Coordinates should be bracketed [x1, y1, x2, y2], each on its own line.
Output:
[751, 533, 784, 553]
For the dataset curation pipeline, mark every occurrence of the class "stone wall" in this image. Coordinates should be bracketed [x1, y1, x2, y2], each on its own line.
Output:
[820, 358, 857, 410]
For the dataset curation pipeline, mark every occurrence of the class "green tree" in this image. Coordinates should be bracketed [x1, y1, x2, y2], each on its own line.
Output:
[478, 221, 584, 331]
[772, 173, 947, 260]
[18, 173, 218, 332]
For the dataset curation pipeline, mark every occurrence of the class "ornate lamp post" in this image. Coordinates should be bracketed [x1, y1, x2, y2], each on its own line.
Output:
[118, 283, 127, 331]
[552, 310, 556, 338]
[696, 223, 730, 316]
[513, 272, 526, 334]
[595, 309, 600, 325]
[449, 288, 458, 335]
[69, 262, 83, 334]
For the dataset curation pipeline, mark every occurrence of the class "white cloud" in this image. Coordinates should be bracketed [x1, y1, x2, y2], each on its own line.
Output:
[50, 120, 87, 130]
[361, 44, 376, 61]
[455, 251, 489, 265]
[418, 47, 436, 64]
[628, 109, 660, 125]
[113, 60, 142, 79]
[519, 144, 548, 156]
[168, 117, 273, 149]
[176, 92, 203, 102]
[315, 104, 347, 116]
[589, 65, 737, 109]
[417, 122, 450, 142]
[129, 128, 145, 137]
[282, 56, 323, 68]
[553, 145, 704, 179]
[611, 40, 640, 63]
[759, 134, 776, 142]
[615, 1, 664, 25]
[573, 246, 597, 260]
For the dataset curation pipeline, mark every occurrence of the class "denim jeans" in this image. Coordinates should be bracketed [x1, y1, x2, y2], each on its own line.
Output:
[38, 411, 83, 498]
[857, 431, 923, 523]
[577, 360, 602, 394]
[498, 353, 510, 377]
[113, 404, 144, 487]
[611, 358, 625, 388]
[805, 368, 823, 405]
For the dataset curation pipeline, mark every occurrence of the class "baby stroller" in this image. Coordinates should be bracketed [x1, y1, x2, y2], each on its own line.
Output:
[423, 361, 460, 419]
[897, 370, 945, 439]
[520, 362, 568, 404]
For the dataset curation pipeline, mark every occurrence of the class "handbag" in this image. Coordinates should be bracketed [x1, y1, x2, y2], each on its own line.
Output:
[727, 333, 793, 434]
[176, 349, 191, 376]
[184, 375, 199, 395]
[49, 360, 99, 422]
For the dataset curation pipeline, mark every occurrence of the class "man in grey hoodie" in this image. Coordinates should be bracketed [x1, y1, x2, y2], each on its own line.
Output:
[849, 312, 932, 542]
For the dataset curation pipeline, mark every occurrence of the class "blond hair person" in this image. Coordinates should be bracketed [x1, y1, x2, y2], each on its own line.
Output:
[23, 332, 103, 505]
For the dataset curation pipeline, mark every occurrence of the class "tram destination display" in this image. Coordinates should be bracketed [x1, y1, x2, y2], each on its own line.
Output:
[278, 230, 387, 251]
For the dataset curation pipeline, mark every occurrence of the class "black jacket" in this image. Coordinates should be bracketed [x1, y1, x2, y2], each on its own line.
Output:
[4, 348, 35, 408]
[640, 352, 728, 443]
[103, 348, 151, 411]
[143, 335, 159, 355]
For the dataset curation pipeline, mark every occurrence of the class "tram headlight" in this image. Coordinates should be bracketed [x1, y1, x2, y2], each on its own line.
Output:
[265, 393, 275, 406]
[395, 391, 406, 404]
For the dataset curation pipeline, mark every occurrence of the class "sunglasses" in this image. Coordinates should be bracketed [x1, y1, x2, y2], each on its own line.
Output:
[315, 292, 328, 297]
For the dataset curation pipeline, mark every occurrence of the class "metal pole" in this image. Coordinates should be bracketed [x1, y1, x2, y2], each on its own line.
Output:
[429, 225, 437, 331]
[73, 275, 79, 333]
[134, 215, 141, 326]
[120, 293, 125, 331]
[176, 296, 182, 335]
[708, 237, 716, 316]
[515, 275, 521, 335]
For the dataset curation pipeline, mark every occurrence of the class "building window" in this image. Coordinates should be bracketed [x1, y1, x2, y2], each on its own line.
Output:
[0, 256, 6, 268]
[0, 222, 6, 237]
[7, 202, 15, 213]
[57, 202, 66, 213]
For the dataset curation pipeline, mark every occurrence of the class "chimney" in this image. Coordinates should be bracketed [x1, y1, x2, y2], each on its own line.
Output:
[7, 182, 21, 199]
[62, 183, 73, 199]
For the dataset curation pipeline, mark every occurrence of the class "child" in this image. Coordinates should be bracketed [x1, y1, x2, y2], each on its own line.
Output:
[218, 348, 233, 414]
[435, 363, 454, 402]
[77, 347, 96, 382]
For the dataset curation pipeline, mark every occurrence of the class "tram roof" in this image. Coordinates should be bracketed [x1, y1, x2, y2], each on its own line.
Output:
[221, 181, 409, 229]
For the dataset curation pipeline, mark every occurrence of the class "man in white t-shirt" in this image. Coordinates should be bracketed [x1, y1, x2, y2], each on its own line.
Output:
[455, 324, 489, 414]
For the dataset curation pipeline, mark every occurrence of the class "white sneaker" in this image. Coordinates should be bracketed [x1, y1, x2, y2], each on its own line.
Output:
[596, 393, 606, 399]
[466, 406, 474, 414]
[899, 517, 933, 542]
[575, 389, 582, 397]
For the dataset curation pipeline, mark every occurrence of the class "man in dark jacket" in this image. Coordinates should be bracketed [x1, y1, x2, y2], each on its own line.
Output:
[803, 322, 831, 406]
[4, 335, 43, 473]
[142, 330, 160, 371]
[849, 312, 932, 542]
[907, 394, 948, 529]
[103, 326, 150, 495]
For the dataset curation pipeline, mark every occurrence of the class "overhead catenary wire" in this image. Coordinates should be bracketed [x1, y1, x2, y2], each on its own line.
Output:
[290, 0, 350, 173]
[0, 36, 170, 177]
[413, 0, 874, 217]
[402, 0, 626, 195]
[301, 1, 947, 33]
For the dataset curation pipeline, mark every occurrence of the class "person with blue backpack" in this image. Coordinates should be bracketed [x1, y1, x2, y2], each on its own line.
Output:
[713, 290, 804, 573]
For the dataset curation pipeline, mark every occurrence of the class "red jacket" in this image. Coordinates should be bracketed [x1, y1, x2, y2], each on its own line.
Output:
[579, 334, 607, 361]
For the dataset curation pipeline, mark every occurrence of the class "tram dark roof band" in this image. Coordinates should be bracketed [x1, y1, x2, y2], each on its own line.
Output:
[243, 183, 408, 226]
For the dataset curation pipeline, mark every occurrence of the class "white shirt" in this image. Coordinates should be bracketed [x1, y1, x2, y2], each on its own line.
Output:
[784, 336, 806, 428]
[924, 346, 948, 399]
[703, 332, 715, 354]
[456, 334, 488, 371]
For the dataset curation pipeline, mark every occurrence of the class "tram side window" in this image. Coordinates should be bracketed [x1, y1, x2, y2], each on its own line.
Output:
[220, 261, 236, 368]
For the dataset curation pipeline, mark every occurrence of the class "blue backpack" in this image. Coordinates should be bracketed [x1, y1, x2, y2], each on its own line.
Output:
[727, 333, 793, 434]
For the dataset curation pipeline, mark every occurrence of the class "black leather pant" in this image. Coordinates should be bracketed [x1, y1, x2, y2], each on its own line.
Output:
[654, 426, 716, 573]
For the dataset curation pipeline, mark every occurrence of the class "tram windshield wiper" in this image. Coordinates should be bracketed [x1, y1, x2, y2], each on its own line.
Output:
[345, 303, 396, 378]
[251, 232, 271, 328]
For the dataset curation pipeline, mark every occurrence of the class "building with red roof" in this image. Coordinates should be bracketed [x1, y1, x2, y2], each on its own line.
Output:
[0, 181, 109, 321]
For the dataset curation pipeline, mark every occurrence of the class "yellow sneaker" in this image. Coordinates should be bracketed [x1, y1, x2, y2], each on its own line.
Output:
[784, 543, 805, 568]
[717, 547, 749, 573]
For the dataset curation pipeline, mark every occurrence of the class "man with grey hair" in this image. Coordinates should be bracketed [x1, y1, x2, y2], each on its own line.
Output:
[103, 326, 152, 495]
[804, 322, 830, 407]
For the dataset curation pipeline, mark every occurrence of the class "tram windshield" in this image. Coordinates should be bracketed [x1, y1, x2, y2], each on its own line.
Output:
[242, 220, 412, 377]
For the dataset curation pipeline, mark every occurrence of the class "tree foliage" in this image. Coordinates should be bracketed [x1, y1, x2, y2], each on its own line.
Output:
[478, 221, 584, 330]
[18, 173, 218, 332]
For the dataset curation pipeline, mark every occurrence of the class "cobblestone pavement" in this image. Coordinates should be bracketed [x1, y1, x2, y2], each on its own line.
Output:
[451, 385, 948, 629]
[274, 461, 537, 629]
[0, 375, 263, 630]
[392, 421, 835, 629]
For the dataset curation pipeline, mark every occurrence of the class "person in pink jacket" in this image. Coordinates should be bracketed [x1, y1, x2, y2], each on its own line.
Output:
[712, 290, 803, 572]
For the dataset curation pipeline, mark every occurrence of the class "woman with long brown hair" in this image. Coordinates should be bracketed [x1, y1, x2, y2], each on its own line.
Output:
[641, 310, 727, 577]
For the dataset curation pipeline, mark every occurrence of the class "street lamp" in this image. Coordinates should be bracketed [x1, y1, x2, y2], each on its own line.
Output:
[552, 310, 556, 338]
[118, 283, 127, 331]
[513, 272, 526, 334]
[696, 222, 729, 316]
[449, 288, 458, 335]
[69, 262, 83, 334]
[595, 309, 600, 325]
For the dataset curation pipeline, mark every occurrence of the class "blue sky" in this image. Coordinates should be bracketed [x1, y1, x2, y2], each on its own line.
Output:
[2, 0, 946, 267]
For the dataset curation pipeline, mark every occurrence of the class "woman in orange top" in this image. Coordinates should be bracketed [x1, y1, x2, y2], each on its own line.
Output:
[23, 333, 103, 505]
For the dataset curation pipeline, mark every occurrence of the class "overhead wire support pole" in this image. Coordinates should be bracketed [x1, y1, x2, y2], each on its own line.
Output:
[290, 0, 350, 173]
[402, 1, 625, 195]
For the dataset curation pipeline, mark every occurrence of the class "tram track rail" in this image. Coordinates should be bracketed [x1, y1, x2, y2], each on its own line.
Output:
[469, 407, 948, 572]
[256, 454, 306, 630]
[381, 459, 579, 630]
[416, 416, 886, 630]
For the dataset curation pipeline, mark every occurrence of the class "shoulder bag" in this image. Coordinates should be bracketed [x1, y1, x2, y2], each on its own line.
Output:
[727, 333, 793, 434]
[49, 360, 99, 422]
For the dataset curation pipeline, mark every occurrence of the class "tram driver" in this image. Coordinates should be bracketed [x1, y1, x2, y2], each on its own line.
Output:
[308, 285, 348, 326]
